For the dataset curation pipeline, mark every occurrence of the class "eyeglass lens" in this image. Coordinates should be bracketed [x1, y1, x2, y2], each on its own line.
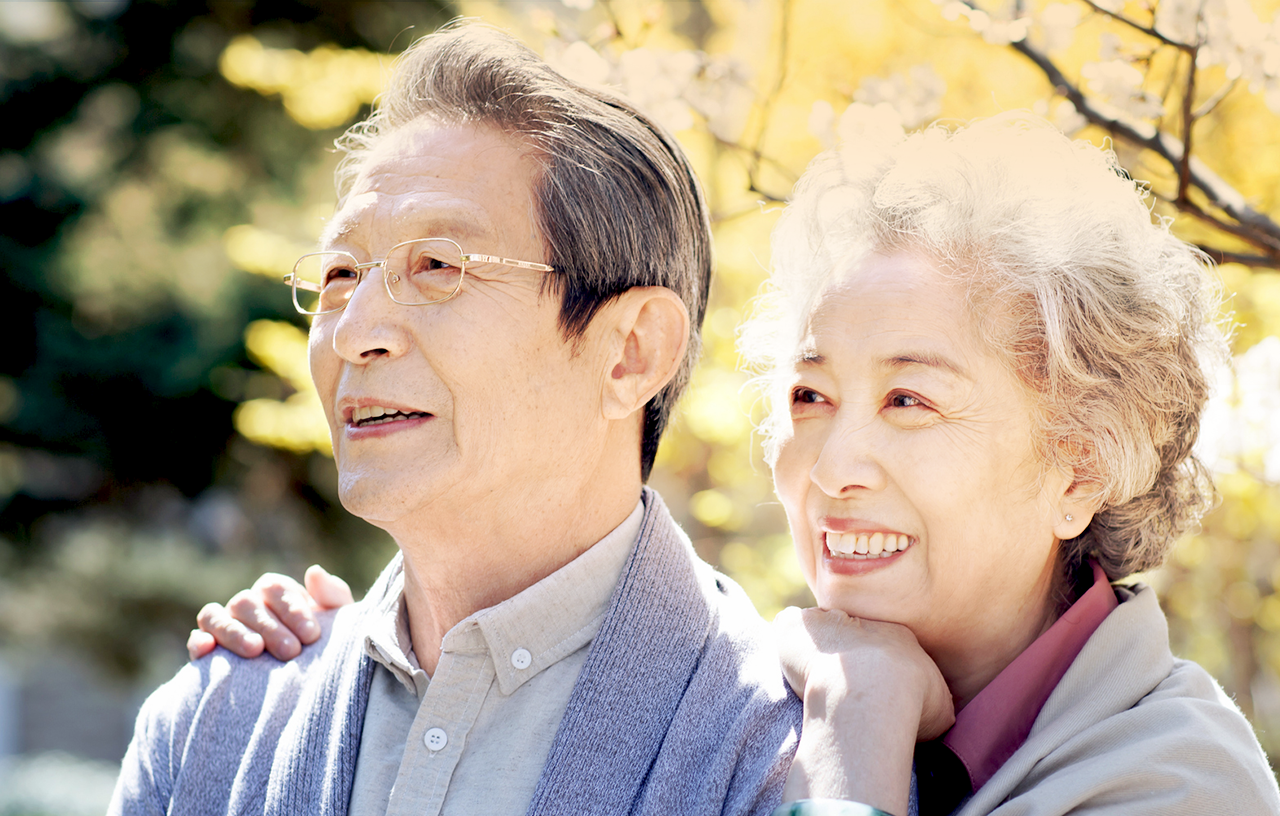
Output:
[292, 238, 466, 314]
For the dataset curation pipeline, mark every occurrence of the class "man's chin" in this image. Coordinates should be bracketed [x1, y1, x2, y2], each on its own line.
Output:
[336, 478, 419, 528]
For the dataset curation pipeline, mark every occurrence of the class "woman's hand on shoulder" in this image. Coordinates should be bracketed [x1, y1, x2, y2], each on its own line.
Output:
[774, 606, 954, 741]
[186, 565, 354, 661]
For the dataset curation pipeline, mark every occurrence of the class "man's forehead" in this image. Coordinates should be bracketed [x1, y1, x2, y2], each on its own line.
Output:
[320, 190, 492, 249]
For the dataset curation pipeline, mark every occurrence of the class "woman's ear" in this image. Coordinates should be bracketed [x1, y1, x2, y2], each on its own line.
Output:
[1051, 470, 1103, 540]
[599, 287, 689, 421]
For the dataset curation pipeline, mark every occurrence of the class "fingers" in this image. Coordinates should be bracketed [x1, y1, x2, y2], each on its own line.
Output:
[304, 564, 354, 609]
[227, 589, 302, 660]
[196, 601, 265, 659]
[187, 629, 215, 661]
[258, 578, 322, 647]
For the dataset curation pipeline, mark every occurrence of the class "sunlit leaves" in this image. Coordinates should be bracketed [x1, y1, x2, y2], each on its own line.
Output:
[233, 320, 330, 456]
[218, 35, 385, 130]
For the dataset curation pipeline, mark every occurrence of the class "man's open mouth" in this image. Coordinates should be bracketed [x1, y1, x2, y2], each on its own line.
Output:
[351, 406, 432, 427]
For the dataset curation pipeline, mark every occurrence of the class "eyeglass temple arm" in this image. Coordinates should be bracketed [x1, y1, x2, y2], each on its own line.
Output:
[283, 273, 324, 293]
[461, 254, 554, 272]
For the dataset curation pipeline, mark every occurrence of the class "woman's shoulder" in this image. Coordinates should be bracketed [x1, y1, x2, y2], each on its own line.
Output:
[961, 584, 1280, 814]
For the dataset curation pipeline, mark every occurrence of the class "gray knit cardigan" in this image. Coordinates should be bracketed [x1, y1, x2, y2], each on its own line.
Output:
[110, 489, 803, 815]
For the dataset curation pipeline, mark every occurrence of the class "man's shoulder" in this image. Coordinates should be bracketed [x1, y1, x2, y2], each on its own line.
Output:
[110, 597, 376, 814]
[633, 489, 795, 698]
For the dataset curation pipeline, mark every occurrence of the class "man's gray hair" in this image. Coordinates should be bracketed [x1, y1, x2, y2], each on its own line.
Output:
[336, 23, 712, 480]
[741, 112, 1229, 584]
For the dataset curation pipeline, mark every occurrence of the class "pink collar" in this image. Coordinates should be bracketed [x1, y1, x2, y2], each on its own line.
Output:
[942, 561, 1118, 791]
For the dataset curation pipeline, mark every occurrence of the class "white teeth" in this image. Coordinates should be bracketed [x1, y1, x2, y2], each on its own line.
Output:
[826, 532, 913, 560]
[828, 533, 855, 554]
[351, 405, 421, 425]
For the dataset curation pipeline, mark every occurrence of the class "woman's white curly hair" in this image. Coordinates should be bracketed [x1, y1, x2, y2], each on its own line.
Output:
[741, 111, 1230, 581]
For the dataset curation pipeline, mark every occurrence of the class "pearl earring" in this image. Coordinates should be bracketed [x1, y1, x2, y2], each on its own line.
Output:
[1065, 513, 1074, 522]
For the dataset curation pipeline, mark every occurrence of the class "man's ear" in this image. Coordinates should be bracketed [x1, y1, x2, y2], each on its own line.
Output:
[599, 287, 689, 421]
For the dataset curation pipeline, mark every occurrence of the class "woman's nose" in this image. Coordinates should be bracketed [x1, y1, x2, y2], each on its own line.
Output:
[330, 266, 411, 363]
[808, 412, 888, 497]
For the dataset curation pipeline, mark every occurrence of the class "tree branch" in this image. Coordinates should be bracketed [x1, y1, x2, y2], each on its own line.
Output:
[998, 28, 1280, 260]
[1194, 77, 1237, 119]
[1078, 0, 1194, 51]
[1178, 46, 1196, 203]
[1195, 246, 1280, 269]
[745, 0, 793, 185]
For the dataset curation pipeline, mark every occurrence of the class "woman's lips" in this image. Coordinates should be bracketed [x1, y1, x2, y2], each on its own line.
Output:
[820, 530, 915, 575]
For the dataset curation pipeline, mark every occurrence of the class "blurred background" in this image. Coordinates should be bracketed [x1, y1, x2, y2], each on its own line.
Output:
[0, 0, 1278, 809]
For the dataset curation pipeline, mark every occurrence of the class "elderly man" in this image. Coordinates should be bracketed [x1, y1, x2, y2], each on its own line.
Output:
[110, 23, 799, 816]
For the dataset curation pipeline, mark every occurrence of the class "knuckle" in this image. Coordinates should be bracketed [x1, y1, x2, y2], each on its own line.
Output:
[252, 572, 289, 590]
[227, 593, 260, 618]
[196, 603, 225, 628]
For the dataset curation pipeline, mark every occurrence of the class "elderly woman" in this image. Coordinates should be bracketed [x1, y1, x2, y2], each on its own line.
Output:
[195, 113, 1280, 815]
[740, 112, 1280, 815]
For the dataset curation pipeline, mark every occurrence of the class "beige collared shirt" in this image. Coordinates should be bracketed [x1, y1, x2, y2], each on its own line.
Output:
[347, 500, 645, 816]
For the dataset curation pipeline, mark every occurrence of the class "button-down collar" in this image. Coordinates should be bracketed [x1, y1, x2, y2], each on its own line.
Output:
[361, 500, 645, 697]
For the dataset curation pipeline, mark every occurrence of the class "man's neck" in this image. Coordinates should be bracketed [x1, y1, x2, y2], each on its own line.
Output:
[392, 480, 643, 676]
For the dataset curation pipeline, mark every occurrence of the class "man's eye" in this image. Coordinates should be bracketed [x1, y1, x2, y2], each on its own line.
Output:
[324, 267, 358, 285]
[413, 256, 457, 274]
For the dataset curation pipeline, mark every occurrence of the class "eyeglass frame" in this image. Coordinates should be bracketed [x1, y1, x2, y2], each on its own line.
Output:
[282, 236, 556, 316]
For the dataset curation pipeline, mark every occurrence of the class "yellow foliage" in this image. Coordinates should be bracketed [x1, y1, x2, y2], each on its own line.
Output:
[690, 488, 735, 528]
[235, 320, 331, 455]
[243, 319, 311, 390]
[219, 35, 386, 130]
[682, 369, 752, 445]
[223, 225, 313, 280]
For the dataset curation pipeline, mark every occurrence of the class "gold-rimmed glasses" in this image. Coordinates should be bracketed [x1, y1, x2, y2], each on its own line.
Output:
[284, 237, 555, 316]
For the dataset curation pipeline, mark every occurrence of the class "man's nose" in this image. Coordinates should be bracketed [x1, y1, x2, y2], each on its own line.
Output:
[808, 411, 888, 498]
[330, 265, 411, 363]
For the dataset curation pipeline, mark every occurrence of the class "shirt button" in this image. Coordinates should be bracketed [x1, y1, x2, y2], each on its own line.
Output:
[511, 647, 532, 670]
[423, 727, 448, 751]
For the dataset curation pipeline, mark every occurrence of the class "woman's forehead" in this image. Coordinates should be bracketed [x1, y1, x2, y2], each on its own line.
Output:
[797, 251, 985, 372]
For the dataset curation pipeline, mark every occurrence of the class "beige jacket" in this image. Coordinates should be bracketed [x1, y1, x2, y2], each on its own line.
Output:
[957, 585, 1280, 815]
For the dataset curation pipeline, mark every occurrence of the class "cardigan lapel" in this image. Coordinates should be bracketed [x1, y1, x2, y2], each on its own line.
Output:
[263, 557, 399, 815]
[524, 488, 714, 816]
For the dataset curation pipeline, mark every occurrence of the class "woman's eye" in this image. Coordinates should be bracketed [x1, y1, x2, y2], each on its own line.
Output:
[791, 387, 828, 405]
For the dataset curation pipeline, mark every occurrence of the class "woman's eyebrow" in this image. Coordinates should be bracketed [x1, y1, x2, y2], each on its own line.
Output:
[795, 349, 825, 368]
[879, 350, 967, 378]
